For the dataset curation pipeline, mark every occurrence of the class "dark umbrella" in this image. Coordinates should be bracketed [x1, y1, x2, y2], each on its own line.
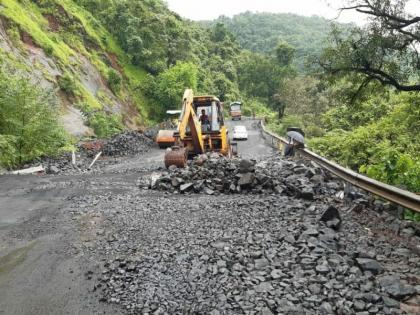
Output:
[287, 131, 305, 143]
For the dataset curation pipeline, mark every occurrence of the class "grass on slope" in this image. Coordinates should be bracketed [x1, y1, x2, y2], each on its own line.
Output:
[0, 0, 152, 127]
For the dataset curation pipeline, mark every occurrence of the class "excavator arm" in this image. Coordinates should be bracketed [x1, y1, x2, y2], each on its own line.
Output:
[177, 89, 204, 154]
[164, 89, 205, 168]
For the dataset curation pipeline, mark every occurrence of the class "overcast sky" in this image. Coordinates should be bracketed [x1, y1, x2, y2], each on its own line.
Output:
[165, 0, 420, 24]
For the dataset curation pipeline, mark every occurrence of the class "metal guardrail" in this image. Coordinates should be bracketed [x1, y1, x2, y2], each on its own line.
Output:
[259, 120, 420, 213]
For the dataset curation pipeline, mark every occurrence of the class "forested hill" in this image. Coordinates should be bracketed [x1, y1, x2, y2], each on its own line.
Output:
[203, 12, 342, 68]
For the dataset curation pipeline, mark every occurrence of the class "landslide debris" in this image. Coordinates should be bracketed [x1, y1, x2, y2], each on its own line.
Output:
[143, 153, 335, 199]
[25, 131, 154, 175]
[71, 192, 420, 314]
[65, 152, 420, 314]
[102, 131, 154, 157]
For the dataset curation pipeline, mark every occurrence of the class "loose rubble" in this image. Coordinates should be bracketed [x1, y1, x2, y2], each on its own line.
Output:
[65, 153, 420, 314]
[8, 120, 419, 314]
[143, 153, 335, 199]
[19, 130, 154, 175]
[102, 131, 154, 157]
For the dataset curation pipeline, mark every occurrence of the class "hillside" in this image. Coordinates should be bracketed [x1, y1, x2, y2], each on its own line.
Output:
[0, 0, 149, 137]
[204, 12, 343, 69]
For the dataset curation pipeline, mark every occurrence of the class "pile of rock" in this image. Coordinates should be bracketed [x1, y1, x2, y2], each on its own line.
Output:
[103, 131, 154, 157]
[84, 192, 419, 314]
[146, 154, 340, 199]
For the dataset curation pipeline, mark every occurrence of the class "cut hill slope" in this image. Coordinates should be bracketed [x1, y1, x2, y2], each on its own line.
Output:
[0, 0, 149, 137]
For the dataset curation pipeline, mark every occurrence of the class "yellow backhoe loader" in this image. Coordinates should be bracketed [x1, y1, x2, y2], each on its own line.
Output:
[164, 89, 237, 168]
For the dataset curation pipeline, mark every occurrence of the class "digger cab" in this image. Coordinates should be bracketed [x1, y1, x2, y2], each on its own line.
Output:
[164, 90, 234, 168]
[193, 95, 225, 133]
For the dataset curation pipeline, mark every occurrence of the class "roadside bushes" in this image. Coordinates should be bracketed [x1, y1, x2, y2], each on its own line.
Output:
[0, 67, 70, 168]
[0, 135, 17, 169]
[310, 95, 420, 194]
[87, 112, 123, 138]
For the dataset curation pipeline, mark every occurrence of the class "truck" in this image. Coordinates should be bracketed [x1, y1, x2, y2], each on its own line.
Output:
[230, 102, 242, 120]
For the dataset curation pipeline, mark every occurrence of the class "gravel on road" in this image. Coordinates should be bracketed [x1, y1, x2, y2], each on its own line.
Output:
[1, 120, 419, 315]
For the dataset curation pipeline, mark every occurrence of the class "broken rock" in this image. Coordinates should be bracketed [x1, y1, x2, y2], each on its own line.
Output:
[180, 183, 194, 192]
[319, 206, 341, 230]
[356, 258, 383, 275]
[238, 173, 255, 187]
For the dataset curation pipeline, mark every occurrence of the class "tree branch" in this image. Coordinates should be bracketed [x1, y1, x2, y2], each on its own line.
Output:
[318, 59, 420, 92]
[340, 0, 420, 40]
[350, 77, 372, 103]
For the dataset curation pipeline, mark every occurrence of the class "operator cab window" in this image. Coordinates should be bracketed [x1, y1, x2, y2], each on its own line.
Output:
[195, 100, 222, 132]
[196, 105, 211, 132]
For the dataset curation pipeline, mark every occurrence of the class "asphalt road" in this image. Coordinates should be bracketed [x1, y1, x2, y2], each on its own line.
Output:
[0, 119, 271, 314]
[227, 119, 275, 160]
[0, 120, 418, 314]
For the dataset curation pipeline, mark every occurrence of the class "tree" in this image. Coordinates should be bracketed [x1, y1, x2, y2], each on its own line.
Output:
[275, 41, 295, 67]
[319, 0, 420, 93]
[276, 76, 330, 123]
[0, 68, 68, 167]
[238, 47, 296, 118]
[145, 62, 198, 118]
[238, 51, 282, 101]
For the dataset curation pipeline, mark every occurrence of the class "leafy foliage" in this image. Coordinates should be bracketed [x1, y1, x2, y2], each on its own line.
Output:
[107, 69, 122, 94]
[310, 93, 420, 192]
[87, 111, 123, 138]
[318, 0, 420, 92]
[144, 62, 198, 118]
[74, 0, 242, 119]
[0, 67, 69, 168]
[237, 48, 296, 118]
[205, 12, 341, 70]
[58, 72, 77, 96]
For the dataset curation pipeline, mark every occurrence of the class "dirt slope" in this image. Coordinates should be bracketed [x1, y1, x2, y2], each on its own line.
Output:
[0, 0, 148, 137]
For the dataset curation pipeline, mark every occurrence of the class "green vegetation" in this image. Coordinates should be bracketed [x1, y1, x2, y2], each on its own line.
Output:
[0, 66, 70, 168]
[0, 0, 418, 207]
[74, 1, 242, 118]
[107, 68, 122, 94]
[87, 112, 123, 138]
[307, 0, 419, 198]
[58, 72, 77, 95]
[310, 93, 420, 191]
[0, 0, 152, 138]
[204, 12, 346, 70]
[143, 62, 198, 118]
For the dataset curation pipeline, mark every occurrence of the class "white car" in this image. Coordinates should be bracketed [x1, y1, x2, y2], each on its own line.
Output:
[233, 125, 248, 140]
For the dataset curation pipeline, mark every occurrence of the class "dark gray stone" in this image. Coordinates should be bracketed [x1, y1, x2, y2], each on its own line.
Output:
[356, 258, 383, 275]
[382, 296, 400, 308]
[300, 187, 314, 200]
[319, 206, 341, 230]
[378, 275, 415, 299]
[239, 159, 255, 173]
